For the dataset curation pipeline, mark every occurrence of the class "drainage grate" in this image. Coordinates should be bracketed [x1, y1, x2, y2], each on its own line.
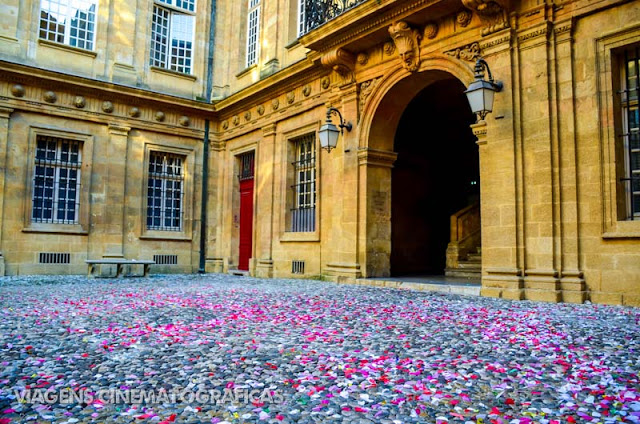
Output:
[292, 260, 305, 274]
[39, 252, 71, 264]
[153, 254, 178, 265]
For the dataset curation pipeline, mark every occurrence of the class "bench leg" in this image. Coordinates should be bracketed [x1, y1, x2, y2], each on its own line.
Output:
[87, 264, 94, 278]
[144, 264, 150, 278]
[116, 264, 123, 278]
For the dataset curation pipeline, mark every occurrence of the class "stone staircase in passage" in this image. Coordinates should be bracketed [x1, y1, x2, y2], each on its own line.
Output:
[444, 202, 481, 282]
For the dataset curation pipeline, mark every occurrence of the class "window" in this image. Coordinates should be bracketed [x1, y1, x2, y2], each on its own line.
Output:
[150, 1, 195, 74]
[31, 135, 82, 224]
[297, 0, 306, 36]
[246, 0, 260, 67]
[39, 0, 97, 50]
[290, 134, 316, 232]
[620, 47, 640, 219]
[147, 152, 185, 231]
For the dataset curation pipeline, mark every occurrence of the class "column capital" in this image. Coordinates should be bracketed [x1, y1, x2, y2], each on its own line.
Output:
[262, 123, 277, 137]
[107, 123, 131, 136]
[471, 120, 488, 146]
[0, 107, 14, 120]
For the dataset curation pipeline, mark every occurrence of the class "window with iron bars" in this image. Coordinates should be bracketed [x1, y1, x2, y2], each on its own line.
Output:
[620, 47, 640, 220]
[150, 1, 195, 74]
[246, 0, 260, 68]
[32, 135, 82, 224]
[147, 152, 185, 231]
[290, 134, 316, 232]
[39, 0, 97, 50]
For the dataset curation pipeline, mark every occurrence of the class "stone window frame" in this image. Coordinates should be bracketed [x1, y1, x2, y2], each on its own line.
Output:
[149, 0, 196, 75]
[280, 121, 321, 242]
[246, 0, 261, 68]
[38, 0, 99, 51]
[140, 142, 195, 241]
[22, 126, 94, 235]
[597, 25, 640, 238]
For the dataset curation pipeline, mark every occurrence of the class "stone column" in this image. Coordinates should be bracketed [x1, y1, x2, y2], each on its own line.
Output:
[0, 107, 13, 275]
[255, 123, 276, 278]
[206, 138, 227, 273]
[103, 123, 130, 258]
[324, 85, 362, 280]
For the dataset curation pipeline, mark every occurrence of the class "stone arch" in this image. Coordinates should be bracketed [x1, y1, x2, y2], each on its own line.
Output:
[359, 54, 476, 151]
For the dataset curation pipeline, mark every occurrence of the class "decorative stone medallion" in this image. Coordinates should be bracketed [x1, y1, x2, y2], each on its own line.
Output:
[129, 107, 141, 118]
[102, 101, 114, 113]
[357, 53, 369, 65]
[43, 91, 57, 103]
[302, 85, 311, 97]
[321, 77, 331, 90]
[424, 22, 438, 39]
[257, 105, 265, 116]
[457, 9, 473, 27]
[244, 111, 251, 121]
[222, 120, 229, 130]
[179, 116, 190, 127]
[383, 41, 395, 56]
[155, 111, 165, 122]
[74, 96, 86, 108]
[272, 99, 280, 111]
[232, 115, 240, 126]
[286, 91, 295, 104]
[11, 84, 25, 97]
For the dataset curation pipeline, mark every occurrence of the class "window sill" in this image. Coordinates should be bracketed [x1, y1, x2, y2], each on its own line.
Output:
[603, 220, 640, 239]
[280, 231, 320, 242]
[38, 39, 97, 58]
[235, 64, 257, 79]
[150, 66, 197, 81]
[140, 232, 192, 242]
[285, 39, 301, 50]
[23, 223, 88, 235]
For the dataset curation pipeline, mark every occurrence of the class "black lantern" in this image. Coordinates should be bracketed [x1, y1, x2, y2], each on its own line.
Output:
[318, 107, 352, 153]
[465, 57, 503, 121]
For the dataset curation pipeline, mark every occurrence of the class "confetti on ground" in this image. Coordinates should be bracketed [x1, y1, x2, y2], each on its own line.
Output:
[0, 274, 639, 423]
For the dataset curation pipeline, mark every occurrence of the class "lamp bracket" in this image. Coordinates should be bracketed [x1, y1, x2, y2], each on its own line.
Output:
[326, 107, 352, 133]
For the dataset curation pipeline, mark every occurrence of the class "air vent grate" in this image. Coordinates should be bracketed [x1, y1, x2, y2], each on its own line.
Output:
[39, 253, 71, 264]
[153, 254, 178, 265]
[292, 260, 305, 274]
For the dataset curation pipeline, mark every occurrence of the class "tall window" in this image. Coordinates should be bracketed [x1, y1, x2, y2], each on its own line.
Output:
[32, 135, 82, 224]
[297, 0, 306, 36]
[290, 134, 316, 232]
[150, 1, 195, 74]
[621, 47, 640, 219]
[147, 152, 185, 231]
[246, 0, 260, 67]
[39, 0, 97, 50]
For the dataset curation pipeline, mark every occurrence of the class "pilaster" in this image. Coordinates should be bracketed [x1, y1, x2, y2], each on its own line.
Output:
[254, 123, 276, 278]
[0, 107, 13, 275]
[103, 123, 130, 258]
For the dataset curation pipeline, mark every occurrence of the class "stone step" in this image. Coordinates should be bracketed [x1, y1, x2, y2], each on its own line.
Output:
[467, 253, 482, 262]
[445, 268, 481, 279]
[457, 261, 481, 270]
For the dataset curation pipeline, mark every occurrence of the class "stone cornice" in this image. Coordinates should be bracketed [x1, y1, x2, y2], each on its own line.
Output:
[357, 148, 398, 168]
[0, 60, 212, 114]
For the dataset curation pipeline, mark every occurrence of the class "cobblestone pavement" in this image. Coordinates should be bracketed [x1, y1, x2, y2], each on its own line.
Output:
[0, 274, 639, 424]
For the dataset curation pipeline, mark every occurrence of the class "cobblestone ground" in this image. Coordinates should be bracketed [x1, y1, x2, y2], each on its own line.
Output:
[0, 274, 639, 424]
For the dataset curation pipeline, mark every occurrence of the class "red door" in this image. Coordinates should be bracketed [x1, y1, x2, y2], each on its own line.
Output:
[238, 153, 255, 271]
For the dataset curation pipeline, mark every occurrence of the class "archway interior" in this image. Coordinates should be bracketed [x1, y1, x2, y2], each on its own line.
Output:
[391, 78, 478, 276]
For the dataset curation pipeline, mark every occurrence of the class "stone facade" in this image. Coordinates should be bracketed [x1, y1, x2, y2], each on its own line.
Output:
[1, 0, 639, 306]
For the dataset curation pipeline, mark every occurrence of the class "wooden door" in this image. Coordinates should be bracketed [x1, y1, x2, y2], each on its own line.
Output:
[238, 153, 255, 271]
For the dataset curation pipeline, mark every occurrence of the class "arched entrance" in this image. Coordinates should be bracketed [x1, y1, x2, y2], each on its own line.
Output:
[360, 62, 479, 279]
[391, 78, 477, 276]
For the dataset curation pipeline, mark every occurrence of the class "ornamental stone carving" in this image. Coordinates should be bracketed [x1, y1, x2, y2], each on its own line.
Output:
[357, 52, 369, 65]
[321, 48, 356, 84]
[286, 91, 295, 104]
[461, 0, 509, 36]
[244, 111, 251, 121]
[424, 22, 438, 40]
[456, 9, 473, 27]
[445, 42, 481, 61]
[11, 84, 25, 97]
[257, 105, 265, 115]
[43, 91, 57, 103]
[179, 116, 190, 127]
[383, 41, 395, 56]
[102, 101, 114, 113]
[358, 77, 381, 122]
[388, 21, 422, 72]
[74, 96, 86, 108]
[221, 120, 229, 130]
[232, 115, 240, 126]
[272, 99, 279, 110]
[129, 107, 140, 118]
[155, 111, 165, 122]
[302, 85, 311, 97]
[321, 77, 331, 90]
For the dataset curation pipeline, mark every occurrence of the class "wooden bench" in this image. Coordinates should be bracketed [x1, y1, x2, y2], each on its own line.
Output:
[86, 259, 155, 278]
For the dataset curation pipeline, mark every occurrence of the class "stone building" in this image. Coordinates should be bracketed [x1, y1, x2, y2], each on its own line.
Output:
[1, 0, 639, 305]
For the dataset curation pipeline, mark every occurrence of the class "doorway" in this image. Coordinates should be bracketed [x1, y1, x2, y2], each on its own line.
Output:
[238, 152, 255, 271]
[390, 78, 477, 276]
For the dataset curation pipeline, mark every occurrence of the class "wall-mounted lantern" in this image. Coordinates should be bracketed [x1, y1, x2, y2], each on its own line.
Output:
[465, 57, 503, 121]
[318, 107, 352, 153]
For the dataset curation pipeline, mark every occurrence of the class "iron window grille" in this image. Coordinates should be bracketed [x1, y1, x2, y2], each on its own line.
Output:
[238, 152, 255, 181]
[39, 0, 97, 50]
[246, 0, 260, 68]
[147, 152, 185, 231]
[300, 0, 368, 36]
[32, 135, 82, 224]
[620, 47, 640, 220]
[150, 2, 195, 74]
[290, 134, 316, 232]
